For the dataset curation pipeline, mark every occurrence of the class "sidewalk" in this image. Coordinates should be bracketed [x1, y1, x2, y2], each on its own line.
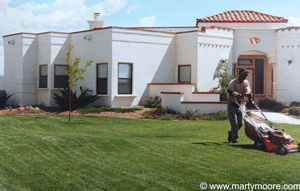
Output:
[250, 110, 300, 125]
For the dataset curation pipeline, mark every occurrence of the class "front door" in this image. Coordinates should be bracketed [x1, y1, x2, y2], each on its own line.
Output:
[235, 55, 273, 103]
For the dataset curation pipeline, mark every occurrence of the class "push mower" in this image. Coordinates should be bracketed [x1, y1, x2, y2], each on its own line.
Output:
[236, 98, 300, 155]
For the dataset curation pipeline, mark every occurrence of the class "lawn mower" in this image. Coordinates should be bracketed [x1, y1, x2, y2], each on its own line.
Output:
[236, 98, 300, 155]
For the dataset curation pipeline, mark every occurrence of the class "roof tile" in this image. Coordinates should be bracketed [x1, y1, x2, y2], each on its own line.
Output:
[197, 10, 288, 24]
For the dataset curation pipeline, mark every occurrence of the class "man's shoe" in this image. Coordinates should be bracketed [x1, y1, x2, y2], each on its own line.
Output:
[228, 132, 232, 143]
[232, 140, 238, 143]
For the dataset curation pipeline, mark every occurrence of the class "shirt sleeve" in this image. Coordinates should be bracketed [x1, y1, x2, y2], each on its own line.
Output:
[244, 80, 252, 94]
[227, 79, 235, 92]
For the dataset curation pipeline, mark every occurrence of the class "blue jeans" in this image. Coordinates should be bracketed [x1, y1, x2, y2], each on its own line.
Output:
[227, 102, 243, 142]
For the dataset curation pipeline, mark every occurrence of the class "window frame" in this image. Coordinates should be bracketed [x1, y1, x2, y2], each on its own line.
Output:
[39, 65, 48, 88]
[54, 65, 69, 89]
[118, 63, 133, 94]
[178, 65, 191, 83]
[96, 63, 108, 95]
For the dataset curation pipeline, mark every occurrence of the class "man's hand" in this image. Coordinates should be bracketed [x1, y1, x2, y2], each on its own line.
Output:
[233, 92, 242, 97]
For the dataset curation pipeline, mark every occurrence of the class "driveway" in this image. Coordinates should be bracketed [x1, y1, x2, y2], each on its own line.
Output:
[250, 110, 300, 125]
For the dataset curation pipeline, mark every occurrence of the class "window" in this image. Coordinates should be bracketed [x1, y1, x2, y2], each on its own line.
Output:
[97, 63, 108, 94]
[255, 59, 264, 94]
[54, 65, 69, 88]
[118, 63, 132, 94]
[178, 65, 191, 83]
[39, 65, 47, 88]
[238, 59, 252, 65]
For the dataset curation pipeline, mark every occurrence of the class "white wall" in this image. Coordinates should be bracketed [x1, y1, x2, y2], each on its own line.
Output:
[110, 28, 176, 106]
[276, 28, 300, 104]
[70, 28, 112, 107]
[233, 29, 277, 63]
[3, 34, 35, 106]
[197, 28, 233, 91]
[36, 33, 70, 106]
[176, 32, 198, 84]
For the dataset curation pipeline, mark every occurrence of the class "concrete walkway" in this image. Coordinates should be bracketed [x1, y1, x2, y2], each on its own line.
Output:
[250, 110, 300, 125]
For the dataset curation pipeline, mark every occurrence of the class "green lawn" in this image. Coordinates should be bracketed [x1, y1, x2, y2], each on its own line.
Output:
[0, 115, 299, 190]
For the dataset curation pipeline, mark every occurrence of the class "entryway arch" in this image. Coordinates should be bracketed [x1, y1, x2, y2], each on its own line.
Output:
[235, 50, 274, 103]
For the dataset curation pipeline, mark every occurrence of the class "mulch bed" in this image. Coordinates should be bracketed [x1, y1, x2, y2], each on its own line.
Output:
[0, 106, 154, 119]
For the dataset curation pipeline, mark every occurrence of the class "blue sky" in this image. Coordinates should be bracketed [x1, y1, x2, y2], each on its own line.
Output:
[1, 0, 300, 75]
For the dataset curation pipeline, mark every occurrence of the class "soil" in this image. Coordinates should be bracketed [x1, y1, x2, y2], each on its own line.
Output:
[0, 106, 155, 119]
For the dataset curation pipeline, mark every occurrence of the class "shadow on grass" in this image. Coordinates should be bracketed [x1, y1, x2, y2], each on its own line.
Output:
[229, 144, 255, 150]
[191, 142, 228, 146]
[192, 142, 256, 150]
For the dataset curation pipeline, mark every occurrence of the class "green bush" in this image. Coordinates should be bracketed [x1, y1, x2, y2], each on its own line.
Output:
[210, 59, 235, 101]
[290, 101, 300, 107]
[144, 96, 162, 108]
[258, 99, 286, 112]
[143, 106, 228, 121]
[288, 107, 300, 116]
[52, 87, 98, 111]
[0, 91, 13, 108]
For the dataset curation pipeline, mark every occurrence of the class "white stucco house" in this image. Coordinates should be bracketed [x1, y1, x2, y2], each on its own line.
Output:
[1, 10, 300, 114]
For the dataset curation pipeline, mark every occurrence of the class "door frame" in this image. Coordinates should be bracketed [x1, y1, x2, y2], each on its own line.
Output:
[235, 54, 273, 103]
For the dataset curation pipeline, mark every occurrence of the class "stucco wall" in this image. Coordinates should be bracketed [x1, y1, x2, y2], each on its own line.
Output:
[176, 32, 198, 84]
[36, 33, 70, 106]
[197, 28, 233, 92]
[3, 34, 33, 106]
[276, 28, 300, 104]
[233, 29, 277, 63]
[110, 28, 176, 106]
[70, 29, 112, 107]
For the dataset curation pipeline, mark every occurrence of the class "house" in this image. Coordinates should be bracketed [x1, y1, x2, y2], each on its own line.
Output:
[1, 10, 300, 114]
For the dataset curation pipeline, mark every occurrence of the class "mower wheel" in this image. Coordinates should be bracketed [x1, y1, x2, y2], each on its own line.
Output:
[277, 145, 288, 155]
[254, 141, 265, 151]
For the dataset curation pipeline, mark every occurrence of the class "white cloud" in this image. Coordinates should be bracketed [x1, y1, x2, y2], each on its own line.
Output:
[288, 17, 300, 26]
[0, 0, 128, 75]
[0, 0, 11, 4]
[0, 0, 127, 34]
[138, 15, 159, 27]
[126, 4, 143, 14]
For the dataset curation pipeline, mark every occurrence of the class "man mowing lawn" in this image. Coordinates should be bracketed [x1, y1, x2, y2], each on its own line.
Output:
[227, 68, 253, 143]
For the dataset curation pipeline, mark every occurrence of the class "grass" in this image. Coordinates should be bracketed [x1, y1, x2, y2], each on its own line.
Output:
[77, 107, 142, 114]
[0, 115, 299, 190]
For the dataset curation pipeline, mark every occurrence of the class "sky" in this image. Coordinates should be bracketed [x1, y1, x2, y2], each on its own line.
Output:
[1, 0, 300, 76]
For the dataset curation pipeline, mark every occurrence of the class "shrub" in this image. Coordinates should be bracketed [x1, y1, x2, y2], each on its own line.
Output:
[210, 59, 235, 101]
[290, 101, 300, 107]
[258, 99, 286, 112]
[288, 107, 300, 116]
[144, 96, 162, 108]
[143, 106, 228, 121]
[0, 91, 13, 108]
[52, 87, 98, 111]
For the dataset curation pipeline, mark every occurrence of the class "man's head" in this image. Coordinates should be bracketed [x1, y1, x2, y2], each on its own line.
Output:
[238, 68, 249, 81]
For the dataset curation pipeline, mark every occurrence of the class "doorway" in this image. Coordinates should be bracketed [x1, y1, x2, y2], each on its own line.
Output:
[235, 54, 273, 103]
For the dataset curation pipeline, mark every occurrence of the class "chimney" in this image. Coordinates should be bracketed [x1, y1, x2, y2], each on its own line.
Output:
[88, 13, 106, 29]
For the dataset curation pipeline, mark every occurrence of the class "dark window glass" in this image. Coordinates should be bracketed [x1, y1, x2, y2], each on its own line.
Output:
[255, 59, 264, 94]
[178, 65, 191, 83]
[238, 59, 253, 65]
[97, 64, 108, 94]
[118, 63, 132, 94]
[54, 65, 69, 88]
[39, 65, 47, 88]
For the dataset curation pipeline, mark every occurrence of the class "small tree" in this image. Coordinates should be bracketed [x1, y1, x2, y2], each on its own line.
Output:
[64, 45, 93, 121]
[210, 59, 235, 101]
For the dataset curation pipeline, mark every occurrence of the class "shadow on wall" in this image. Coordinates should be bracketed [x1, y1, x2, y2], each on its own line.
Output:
[6, 37, 38, 106]
[139, 38, 176, 105]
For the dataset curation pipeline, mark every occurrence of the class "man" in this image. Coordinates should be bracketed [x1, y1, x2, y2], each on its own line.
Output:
[227, 68, 252, 143]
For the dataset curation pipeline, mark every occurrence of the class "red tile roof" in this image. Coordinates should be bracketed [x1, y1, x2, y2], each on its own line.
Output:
[196, 10, 288, 24]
